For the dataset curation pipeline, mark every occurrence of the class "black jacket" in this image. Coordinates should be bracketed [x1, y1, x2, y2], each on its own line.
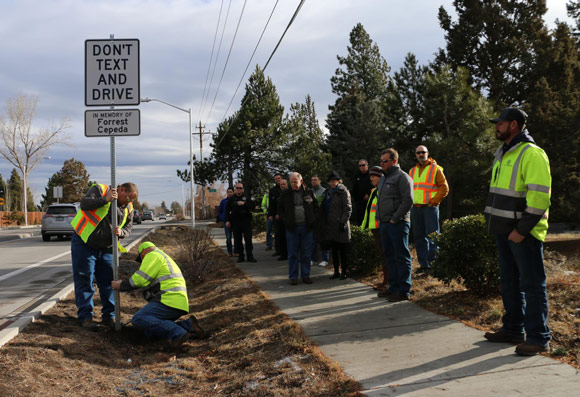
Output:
[278, 186, 318, 232]
[352, 171, 373, 203]
[225, 193, 254, 223]
[267, 184, 281, 217]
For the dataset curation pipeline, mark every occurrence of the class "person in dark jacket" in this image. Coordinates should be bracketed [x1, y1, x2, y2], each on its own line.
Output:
[376, 148, 414, 302]
[278, 172, 319, 285]
[267, 174, 283, 256]
[225, 182, 257, 263]
[218, 187, 235, 257]
[352, 159, 373, 226]
[320, 171, 352, 280]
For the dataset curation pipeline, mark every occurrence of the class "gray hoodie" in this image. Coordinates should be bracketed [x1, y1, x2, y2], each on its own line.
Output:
[376, 164, 414, 223]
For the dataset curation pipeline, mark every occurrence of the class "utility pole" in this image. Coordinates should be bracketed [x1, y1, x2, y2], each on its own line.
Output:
[196, 121, 212, 219]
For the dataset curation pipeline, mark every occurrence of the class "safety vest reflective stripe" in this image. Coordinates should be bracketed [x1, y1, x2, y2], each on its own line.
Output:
[489, 187, 527, 198]
[164, 286, 187, 293]
[528, 184, 550, 193]
[72, 184, 110, 236]
[411, 164, 438, 205]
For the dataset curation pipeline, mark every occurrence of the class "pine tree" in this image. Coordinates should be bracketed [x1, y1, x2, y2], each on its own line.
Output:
[385, 53, 428, 167]
[526, 22, 580, 221]
[437, 0, 550, 108]
[282, 95, 332, 182]
[326, 23, 391, 184]
[422, 66, 496, 218]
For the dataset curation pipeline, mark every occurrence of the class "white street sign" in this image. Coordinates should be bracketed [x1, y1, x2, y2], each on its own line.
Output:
[85, 109, 141, 137]
[85, 39, 140, 106]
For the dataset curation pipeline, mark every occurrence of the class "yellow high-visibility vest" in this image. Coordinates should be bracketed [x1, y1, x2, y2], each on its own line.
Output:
[485, 142, 551, 241]
[361, 188, 379, 231]
[130, 248, 189, 312]
[409, 163, 441, 205]
[71, 184, 132, 250]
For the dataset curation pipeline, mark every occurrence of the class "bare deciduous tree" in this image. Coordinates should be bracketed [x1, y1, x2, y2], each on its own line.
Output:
[0, 93, 70, 224]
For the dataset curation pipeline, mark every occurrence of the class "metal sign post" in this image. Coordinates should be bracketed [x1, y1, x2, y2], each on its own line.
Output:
[85, 33, 140, 331]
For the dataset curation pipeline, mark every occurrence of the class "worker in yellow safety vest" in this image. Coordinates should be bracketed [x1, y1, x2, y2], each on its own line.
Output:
[70, 182, 138, 330]
[409, 145, 449, 274]
[112, 241, 205, 347]
[483, 107, 551, 357]
[362, 166, 389, 293]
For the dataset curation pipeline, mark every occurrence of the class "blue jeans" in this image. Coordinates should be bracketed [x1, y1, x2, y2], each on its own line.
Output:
[70, 233, 115, 321]
[224, 225, 233, 254]
[311, 236, 329, 262]
[132, 301, 192, 341]
[496, 234, 550, 345]
[266, 217, 273, 248]
[411, 206, 440, 269]
[286, 225, 314, 280]
[380, 221, 412, 296]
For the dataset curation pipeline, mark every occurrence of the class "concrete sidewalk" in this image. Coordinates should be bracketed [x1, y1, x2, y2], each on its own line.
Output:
[208, 227, 579, 396]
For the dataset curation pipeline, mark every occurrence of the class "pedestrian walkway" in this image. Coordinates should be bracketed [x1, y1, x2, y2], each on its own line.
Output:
[208, 226, 579, 396]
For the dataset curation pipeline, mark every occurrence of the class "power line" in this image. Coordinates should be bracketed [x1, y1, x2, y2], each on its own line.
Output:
[196, 0, 225, 123]
[221, 0, 280, 121]
[199, 0, 233, 122]
[216, 0, 307, 146]
[205, 0, 248, 122]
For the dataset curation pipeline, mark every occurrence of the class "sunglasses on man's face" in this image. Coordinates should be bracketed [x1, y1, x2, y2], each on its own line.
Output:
[416, 151, 427, 154]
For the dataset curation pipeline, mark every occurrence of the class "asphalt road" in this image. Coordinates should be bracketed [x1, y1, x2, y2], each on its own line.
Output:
[0, 220, 162, 328]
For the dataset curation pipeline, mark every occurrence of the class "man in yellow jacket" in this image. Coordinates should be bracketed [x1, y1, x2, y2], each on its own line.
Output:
[112, 242, 205, 347]
[484, 108, 551, 356]
[409, 146, 449, 273]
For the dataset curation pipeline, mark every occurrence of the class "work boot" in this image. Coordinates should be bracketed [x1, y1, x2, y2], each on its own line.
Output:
[237, 256, 245, 263]
[101, 318, 115, 328]
[484, 329, 525, 344]
[515, 341, 550, 356]
[80, 319, 98, 331]
[387, 293, 410, 302]
[302, 277, 313, 284]
[167, 332, 191, 349]
[377, 290, 392, 298]
[189, 315, 207, 339]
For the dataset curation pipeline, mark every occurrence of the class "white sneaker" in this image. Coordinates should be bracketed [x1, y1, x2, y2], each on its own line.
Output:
[318, 261, 328, 267]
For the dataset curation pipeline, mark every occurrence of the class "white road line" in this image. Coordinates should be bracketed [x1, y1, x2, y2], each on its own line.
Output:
[0, 251, 70, 282]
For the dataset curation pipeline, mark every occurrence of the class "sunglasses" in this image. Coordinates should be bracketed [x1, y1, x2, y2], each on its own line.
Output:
[416, 151, 427, 154]
[235, 187, 243, 189]
[380, 159, 391, 163]
[358, 164, 367, 167]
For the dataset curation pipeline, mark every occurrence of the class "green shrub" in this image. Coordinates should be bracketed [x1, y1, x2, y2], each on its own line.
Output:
[431, 214, 499, 296]
[349, 226, 381, 276]
[252, 212, 267, 234]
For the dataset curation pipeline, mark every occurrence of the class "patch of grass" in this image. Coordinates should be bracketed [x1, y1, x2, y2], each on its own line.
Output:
[0, 226, 362, 396]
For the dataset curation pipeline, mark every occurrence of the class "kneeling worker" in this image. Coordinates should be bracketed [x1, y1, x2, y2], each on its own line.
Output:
[112, 241, 205, 346]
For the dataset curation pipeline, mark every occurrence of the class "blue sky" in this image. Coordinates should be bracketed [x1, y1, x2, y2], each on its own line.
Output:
[0, 0, 572, 208]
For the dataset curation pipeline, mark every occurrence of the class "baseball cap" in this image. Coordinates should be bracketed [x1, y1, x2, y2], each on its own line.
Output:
[489, 107, 528, 127]
[135, 241, 156, 262]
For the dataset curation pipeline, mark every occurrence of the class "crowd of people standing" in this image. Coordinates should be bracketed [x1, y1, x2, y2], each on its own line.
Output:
[220, 107, 553, 357]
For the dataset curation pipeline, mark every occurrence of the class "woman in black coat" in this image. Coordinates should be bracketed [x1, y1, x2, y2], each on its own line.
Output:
[319, 171, 352, 279]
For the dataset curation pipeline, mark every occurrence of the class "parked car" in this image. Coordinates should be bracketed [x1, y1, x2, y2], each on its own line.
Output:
[142, 211, 153, 221]
[158, 213, 166, 220]
[132, 210, 142, 224]
[41, 203, 79, 241]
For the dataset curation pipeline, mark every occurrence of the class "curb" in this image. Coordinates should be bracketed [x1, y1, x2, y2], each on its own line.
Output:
[0, 283, 75, 349]
[0, 227, 161, 349]
[0, 230, 41, 242]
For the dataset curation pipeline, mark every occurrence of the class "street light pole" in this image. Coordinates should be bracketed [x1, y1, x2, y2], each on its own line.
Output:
[141, 97, 195, 228]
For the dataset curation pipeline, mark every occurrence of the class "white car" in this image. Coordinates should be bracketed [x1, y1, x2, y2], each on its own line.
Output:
[158, 213, 166, 220]
[41, 203, 79, 241]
